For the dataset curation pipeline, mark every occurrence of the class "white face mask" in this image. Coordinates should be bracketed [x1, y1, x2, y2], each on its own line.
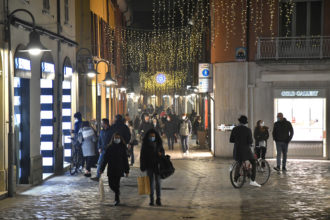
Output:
[182, 116, 186, 120]
[75, 119, 78, 123]
[114, 138, 121, 144]
[261, 122, 265, 126]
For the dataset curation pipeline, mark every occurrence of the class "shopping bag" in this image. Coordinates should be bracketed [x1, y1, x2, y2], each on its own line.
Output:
[137, 175, 150, 195]
[99, 178, 105, 201]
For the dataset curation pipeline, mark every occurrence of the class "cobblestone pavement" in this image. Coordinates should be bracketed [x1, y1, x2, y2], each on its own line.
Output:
[0, 157, 329, 220]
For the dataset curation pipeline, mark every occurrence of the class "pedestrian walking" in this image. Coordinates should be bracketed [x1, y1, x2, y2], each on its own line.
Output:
[272, 113, 294, 172]
[140, 129, 165, 206]
[193, 116, 202, 144]
[138, 113, 153, 139]
[152, 118, 162, 136]
[127, 120, 137, 166]
[78, 121, 97, 177]
[109, 114, 131, 145]
[179, 114, 192, 155]
[254, 120, 269, 162]
[164, 115, 177, 150]
[230, 115, 261, 187]
[91, 118, 112, 182]
[100, 133, 129, 206]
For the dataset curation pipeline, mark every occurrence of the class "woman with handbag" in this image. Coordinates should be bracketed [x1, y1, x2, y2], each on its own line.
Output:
[254, 120, 269, 163]
[140, 128, 165, 206]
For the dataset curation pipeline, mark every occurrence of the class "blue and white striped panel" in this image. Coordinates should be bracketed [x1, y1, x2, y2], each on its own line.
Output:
[40, 78, 54, 173]
[62, 80, 72, 162]
[14, 77, 22, 178]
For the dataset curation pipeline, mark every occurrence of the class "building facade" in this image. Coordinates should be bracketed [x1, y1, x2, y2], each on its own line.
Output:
[75, 0, 130, 126]
[212, 0, 330, 159]
[0, 0, 77, 197]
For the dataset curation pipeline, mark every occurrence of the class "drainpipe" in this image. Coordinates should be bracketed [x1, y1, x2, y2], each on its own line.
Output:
[55, 0, 63, 174]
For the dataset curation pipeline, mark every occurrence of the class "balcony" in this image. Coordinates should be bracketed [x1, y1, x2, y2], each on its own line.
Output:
[257, 36, 330, 61]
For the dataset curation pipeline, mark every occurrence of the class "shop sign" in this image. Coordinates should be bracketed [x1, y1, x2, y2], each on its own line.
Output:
[198, 63, 213, 93]
[235, 47, 247, 61]
[281, 90, 320, 97]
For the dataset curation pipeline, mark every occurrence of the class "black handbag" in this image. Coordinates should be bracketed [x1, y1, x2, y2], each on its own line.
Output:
[131, 139, 138, 146]
[159, 155, 175, 179]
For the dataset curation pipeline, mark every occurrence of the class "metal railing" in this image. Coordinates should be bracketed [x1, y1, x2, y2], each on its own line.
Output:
[257, 36, 330, 60]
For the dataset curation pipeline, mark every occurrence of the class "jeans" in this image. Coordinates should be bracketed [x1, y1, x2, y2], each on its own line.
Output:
[276, 142, 288, 168]
[85, 156, 94, 172]
[147, 169, 161, 200]
[167, 135, 175, 150]
[96, 150, 105, 178]
[180, 135, 189, 153]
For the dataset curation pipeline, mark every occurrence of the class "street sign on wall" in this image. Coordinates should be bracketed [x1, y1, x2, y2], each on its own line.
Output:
[198, 63, 213, 93]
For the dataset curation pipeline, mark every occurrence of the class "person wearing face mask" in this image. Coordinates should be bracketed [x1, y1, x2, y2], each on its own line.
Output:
[100, 133, 129, 206]
[164, 115, 177, 150]
[140, 129, 165, 206]
[138, 113, 153, 139]
[179, 114, 192, 155]
[152, 118, 162, 136]
[272, 113, 294, 172]
[254, 120, 269, 165]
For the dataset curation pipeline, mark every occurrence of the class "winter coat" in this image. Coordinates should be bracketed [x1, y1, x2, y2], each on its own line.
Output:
[100, 142, 129, 177]
[272, 118, 294, 143]
[109, 120, 131, 145]
[78, 127, 97, 157]
[138, 121, 153, 138]
[230, 124, 254, 161]
[98, 127, 112, 151]
[164, 120, 177, 137]
[254, 127, 269, 147]
[179, 119, 192, 136]
[140, 130, 165, 173]
[128, 125, 137, 145]
[152, 121, 162, 135]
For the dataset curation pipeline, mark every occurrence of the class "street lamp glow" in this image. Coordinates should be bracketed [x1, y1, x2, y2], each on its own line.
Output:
[103, 71, 116, 85]
[87, 72, 96, 78]
[19, 30, 50, 55]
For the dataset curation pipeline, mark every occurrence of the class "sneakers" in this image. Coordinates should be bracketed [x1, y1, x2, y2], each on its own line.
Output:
[273, 166, 280, 171]
[90, 177, 99, 182]
[282, 167, 287, 171]
[186, 150, 189, 155]
[250, 180, 261, 187]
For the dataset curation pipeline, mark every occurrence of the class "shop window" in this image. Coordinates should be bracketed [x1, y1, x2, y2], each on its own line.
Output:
[279, 0, 322, 37]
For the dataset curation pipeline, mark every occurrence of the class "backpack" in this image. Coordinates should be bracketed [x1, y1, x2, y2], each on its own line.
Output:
[159, 155, 175, 179]
[180, 121, 190, 136]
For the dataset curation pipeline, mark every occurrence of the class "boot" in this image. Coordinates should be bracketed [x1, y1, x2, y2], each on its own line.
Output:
[149, 196, 154, 206]
[156, 198, 162, 206]
[114, 194, 120, 206]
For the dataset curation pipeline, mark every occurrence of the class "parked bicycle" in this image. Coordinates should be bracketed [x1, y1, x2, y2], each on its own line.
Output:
[229, 152, 270, 188]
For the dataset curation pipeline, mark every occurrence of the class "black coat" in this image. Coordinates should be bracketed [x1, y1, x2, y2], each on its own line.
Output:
[100, 142, 129, 177]
[109, 120, 131, 145]
[272, 118, 294, 143]
[164, 120, 177, 137]
[140, 130, 165, 173]
[138, 121, 153, 138]
[254, 127, 269, 147]
[230, 125, 254, 161]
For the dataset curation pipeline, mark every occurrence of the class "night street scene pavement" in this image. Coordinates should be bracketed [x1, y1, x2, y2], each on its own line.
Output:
[0, 148, 329, 220]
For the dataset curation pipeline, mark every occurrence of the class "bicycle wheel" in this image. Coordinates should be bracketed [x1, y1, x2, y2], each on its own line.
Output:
[230, 162, 246, 188]
[69, 145, 77, 175]
[255, 159, 270, 185]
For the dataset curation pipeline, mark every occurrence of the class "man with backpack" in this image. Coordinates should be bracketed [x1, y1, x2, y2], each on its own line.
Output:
[179, 114, 192, 156]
